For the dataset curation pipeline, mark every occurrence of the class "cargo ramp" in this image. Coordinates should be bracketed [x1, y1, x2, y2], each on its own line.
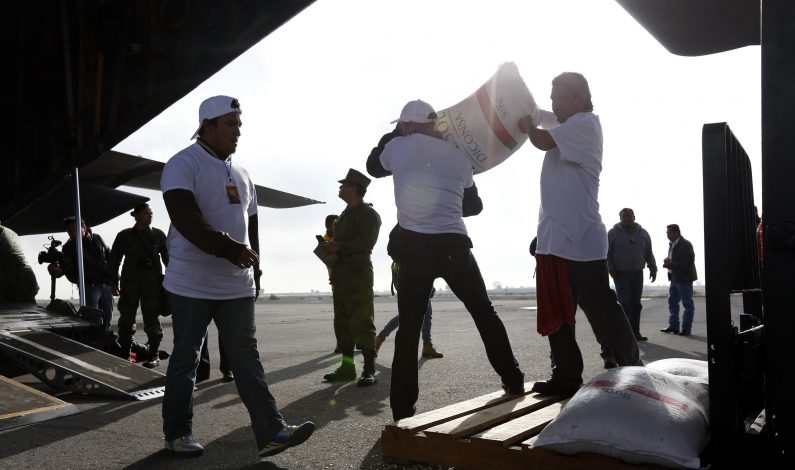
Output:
[0, 330, 165, 401]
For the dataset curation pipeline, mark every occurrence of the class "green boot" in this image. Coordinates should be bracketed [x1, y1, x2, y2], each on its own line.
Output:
[323, 355, 356, 382]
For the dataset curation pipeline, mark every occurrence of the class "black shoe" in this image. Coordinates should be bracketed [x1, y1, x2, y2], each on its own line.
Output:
[159, 350, 170, 360]
[130, 341, 149, 356]
[634, 332, 648, 341]
[222, 370, 235, 382]
[677, 330, 692, 336]
[357, 371, 377, 387]
[603, 358, 619, 369]
[502, 372, 525, 395]
[141, 357, 160, 368]
[660, 326, 679, 334]
[531, 379, 581, 398]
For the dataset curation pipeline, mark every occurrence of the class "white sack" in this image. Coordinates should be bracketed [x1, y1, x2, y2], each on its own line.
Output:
[533, 366, 710, 469]
[647, 358, 709, 385]
[435, 62, 538, 174]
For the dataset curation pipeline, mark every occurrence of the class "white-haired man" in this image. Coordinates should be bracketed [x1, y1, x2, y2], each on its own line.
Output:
[518, 72, 642, 398]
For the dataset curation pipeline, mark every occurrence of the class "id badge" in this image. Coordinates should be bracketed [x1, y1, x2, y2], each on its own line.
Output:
[226, 184, 241, 204]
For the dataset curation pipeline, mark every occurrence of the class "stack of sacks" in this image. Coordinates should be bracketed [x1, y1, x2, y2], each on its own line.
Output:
[533, 359, 709, 469]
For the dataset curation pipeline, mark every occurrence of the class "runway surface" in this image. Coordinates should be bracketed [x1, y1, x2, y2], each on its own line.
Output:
[0, 293, 718, 469]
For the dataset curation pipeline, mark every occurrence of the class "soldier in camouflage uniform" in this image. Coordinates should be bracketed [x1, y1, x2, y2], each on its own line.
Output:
[320, 169, 381, 386]
[108, 203, 168, 367]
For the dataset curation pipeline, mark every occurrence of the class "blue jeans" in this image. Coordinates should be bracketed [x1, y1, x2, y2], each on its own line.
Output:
[162, 293, 285, 449]
[378, 301, 433, 344]
[613, 271, 644, 334]
[86, 283, 114, 332]
[668, 282, 695, 332]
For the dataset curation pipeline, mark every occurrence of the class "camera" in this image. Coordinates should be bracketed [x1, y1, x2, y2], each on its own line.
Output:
[37, 236, 64, 265]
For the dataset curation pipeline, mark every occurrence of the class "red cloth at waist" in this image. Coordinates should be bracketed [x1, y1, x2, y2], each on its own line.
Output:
[535, 254, 575, 336]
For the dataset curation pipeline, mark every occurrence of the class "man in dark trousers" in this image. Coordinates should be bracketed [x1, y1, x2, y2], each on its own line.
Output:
[518, 72, 642, 398]
[660, 224, 698, 336]
[368, 99, 525, 421]
[320, 169, 381, 386]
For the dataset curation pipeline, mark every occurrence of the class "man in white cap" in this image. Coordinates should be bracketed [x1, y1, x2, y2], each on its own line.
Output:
[160, 95, 314, 457]
[367, 99, 525, 421]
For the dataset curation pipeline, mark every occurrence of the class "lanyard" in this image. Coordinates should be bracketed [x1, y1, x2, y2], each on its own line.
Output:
[197, 139, 233, 183]
[224, 158, 233, 183]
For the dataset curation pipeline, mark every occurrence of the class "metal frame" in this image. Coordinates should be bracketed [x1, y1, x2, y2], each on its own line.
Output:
[760, 1, 795, 464]
[702, 122, 765, 466]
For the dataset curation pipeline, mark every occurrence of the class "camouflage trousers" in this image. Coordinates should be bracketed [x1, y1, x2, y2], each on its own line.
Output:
[117, 271, 163, 347]
[332, 278, 376, 354]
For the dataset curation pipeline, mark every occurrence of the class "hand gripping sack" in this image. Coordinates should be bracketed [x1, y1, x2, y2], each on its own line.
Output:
[435, 62, 539, 174]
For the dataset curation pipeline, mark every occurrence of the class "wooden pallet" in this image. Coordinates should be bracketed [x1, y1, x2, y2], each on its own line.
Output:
[382, 382, 671, 470]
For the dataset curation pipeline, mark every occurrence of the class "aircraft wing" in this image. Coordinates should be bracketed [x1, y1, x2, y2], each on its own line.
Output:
[614, 0, 759, 56]
[2, 0, 317, 231]
[89, 150, 324, 209]
[2, 150, 323, 236]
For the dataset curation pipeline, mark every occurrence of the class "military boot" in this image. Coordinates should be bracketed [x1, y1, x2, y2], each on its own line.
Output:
[358, 349, 377, 387]
[141, 342, 160, 369]
[116, 339, 132, 361]
[130, 341, 149, 363]
[323, 355, 356, 382]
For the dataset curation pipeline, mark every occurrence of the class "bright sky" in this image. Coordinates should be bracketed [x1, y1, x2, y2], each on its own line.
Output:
[21, 0, 761, 299]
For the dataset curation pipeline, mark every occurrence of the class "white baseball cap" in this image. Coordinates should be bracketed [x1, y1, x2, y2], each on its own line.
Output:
[191, 95, 242, 139]
[390, 99, 437, 124]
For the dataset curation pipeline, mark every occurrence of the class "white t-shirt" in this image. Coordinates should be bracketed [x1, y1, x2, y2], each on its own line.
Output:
[536, 111, 607, 261]
[380, 133, 473, 235]
[160, 143, 257, 299]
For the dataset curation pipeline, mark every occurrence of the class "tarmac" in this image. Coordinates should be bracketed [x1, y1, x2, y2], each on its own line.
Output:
[0, 292, 719, 469]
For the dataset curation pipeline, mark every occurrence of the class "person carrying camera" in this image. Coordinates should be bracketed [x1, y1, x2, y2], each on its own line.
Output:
[107, 203, 169, 367]
[48, 216, 114, 332]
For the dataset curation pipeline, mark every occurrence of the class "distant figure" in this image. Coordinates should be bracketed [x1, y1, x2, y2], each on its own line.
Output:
[49, 217, 114, 332]
[369, 99, 524, 421]
[323, 213, 341, 353]
[323, 214, 338, 243]
[607, 208, 657, 342]
[0, 224, 39, 303]
[321, 169, 381, 386]
[375, 224, 443, 359]
[108, 203, 169, 368]
[517, 72, 641, 398]
[660, 224, 698, 336]
[160, 95, 314, 457]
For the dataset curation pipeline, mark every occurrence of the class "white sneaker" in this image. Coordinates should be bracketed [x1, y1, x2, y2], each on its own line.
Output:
[165, 434, 204, 456]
